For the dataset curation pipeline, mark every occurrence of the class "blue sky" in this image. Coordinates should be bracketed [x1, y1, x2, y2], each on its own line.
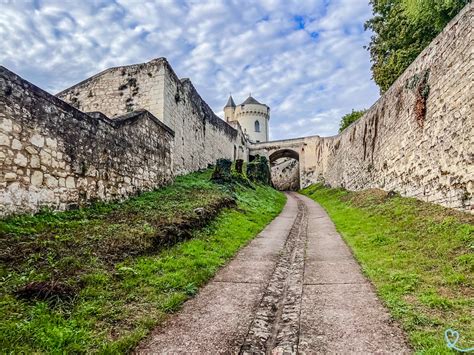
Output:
[0, 0, 380, 140]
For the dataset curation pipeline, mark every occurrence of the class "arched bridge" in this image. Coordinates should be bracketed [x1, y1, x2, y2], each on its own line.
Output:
[248, 136, 322, 189]
[249, 138, 304, 165]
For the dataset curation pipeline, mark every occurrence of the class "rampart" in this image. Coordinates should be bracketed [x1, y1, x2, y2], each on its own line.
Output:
[0, 67, 174, 215]
[57, 58, 248, 175]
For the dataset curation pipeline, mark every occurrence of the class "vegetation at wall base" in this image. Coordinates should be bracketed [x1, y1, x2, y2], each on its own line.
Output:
[0, 169, 286, 353]
[247, 155, 271, 185]
[300, 184, 473, 353]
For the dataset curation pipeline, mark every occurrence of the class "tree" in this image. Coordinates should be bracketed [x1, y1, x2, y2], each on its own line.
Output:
[339, 109, 366, 133]
[365, 0, 468, 93]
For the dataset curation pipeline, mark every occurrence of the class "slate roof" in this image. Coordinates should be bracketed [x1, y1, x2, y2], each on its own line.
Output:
[241, 96, 261, 105]
[224, 95, 236, 108]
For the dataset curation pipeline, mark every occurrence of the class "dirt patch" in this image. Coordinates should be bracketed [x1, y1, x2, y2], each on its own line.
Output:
[99, 196, 236, 262]
[15, 281, 76, 304]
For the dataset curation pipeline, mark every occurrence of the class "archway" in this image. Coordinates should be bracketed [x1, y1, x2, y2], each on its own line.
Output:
[269, 149, 300, 191]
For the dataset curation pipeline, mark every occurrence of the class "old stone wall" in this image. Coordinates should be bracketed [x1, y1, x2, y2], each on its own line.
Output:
[251, 4, 473, 212]
[162, 68, 248, 174]
[57, 59, 166, 123]
[0, 67, 174, 216]
[271, 158, 300, 191]
[58, 58, 248, 175]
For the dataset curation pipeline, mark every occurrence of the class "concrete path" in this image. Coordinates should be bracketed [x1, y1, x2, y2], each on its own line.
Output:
[137, 192, 410, 354]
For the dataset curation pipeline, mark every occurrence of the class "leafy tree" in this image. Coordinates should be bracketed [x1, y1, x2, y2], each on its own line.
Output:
[365, 0, 468, 92]
[339, 109, 366, 133]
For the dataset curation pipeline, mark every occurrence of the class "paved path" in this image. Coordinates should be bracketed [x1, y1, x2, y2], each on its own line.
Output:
[137, 192, 410, 354]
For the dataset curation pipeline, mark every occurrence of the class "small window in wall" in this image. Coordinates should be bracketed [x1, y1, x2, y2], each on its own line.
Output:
[255, 120, 260, 132]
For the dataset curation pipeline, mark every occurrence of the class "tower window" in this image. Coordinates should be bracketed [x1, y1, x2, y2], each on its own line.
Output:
[254, 120, 260, 132]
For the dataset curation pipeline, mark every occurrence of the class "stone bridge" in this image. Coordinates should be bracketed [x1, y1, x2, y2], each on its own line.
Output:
[248, 136, 322, 189]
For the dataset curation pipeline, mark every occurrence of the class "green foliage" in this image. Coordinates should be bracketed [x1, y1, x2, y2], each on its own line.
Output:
[365, 0, 468, 92]
[339, 109, 366, 133]
[247, 155, 271, 185]
[211, 158, 232, 183]
[301, 184, 473, 352]
[0, 170, 286, 353]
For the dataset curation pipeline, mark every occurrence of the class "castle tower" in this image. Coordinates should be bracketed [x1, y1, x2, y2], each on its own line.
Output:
[224, 95, 270, 143]
[224, 95, 236, 122]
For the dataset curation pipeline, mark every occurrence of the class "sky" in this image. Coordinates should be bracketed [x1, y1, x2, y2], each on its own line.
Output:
[0, 0, 380, 140]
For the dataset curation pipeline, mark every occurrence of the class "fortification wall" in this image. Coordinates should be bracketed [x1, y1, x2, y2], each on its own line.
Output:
[300, 4, 473, 212]
[57, 59, 166, 123]
[271, 158, 300, 191]
[58, 58, 248, 175]
[161, 67, 248, 174]
[0, 67, 174, 216]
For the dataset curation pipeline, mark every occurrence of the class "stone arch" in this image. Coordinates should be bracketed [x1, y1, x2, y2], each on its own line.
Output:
[269, 149, 300, 191]
[269, 149, 299, 164]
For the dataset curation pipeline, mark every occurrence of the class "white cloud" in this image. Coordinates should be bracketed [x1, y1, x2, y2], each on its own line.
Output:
[0, 0, 379, 140]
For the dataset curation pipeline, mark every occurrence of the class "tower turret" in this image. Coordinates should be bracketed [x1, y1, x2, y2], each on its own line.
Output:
[228, 95, 270, 143]
[223, 95, 236, 122]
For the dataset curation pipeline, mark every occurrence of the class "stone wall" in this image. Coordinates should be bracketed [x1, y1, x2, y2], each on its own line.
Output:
[271, 158, 300, 191]
[58, 58, 248, 175]
[162, 69, 248, 174]
[0, 67, 174, 216]
[57, 59, 166, 123]
[251, 3, 473, 212]
[310, 4, 473, 212]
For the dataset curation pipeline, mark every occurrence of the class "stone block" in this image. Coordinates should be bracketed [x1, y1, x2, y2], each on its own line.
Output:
[11, 139, 22, 150]
[31, 171, 43, 187]
[0, 132, 10, 146]
[40, 150, 52, 166]
[14, 152, 28, 167]
[45, 175, 58, 188]
[30, 155, 40, 168]
[0, 118, 13, 132]
[5, 172, 17, 181]
[45, 137, 57, 148]
[30, 133, 44, 148]
[65, 176, 75, 189]
[25, 145, 38, 154]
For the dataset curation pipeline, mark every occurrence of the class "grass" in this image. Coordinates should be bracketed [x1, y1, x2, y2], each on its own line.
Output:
[301, 184, 473, 354]
[0, 169, 286, 353]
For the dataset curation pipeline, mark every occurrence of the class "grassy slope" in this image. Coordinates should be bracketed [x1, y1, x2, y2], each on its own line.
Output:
[0, 170, 286, 353]
[301, 184, 473, 354]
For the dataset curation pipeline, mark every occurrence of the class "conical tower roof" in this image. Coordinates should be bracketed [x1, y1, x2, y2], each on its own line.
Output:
[241, 95, 261, 105]
[224, 95, 236, 108]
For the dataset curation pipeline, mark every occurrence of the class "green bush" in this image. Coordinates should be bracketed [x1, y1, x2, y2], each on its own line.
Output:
[246, 156, 271, 185]
[339, 109, 366, 132]
[211, 158, 232, 183]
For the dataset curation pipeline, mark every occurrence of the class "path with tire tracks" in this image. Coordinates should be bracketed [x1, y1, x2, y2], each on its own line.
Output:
[137, 192, 411, 354]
